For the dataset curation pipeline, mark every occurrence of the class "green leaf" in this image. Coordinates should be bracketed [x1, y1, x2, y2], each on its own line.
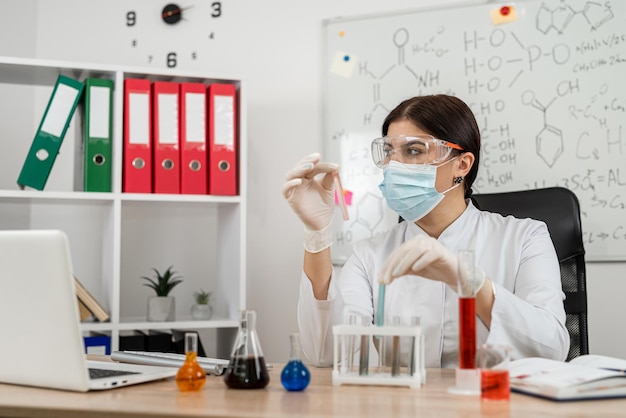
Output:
[193, 289, 212, 304]
[140, 265, 183, 297]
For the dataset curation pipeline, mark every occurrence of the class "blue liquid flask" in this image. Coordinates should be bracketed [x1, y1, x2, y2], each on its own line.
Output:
[281, 332, 310, 391]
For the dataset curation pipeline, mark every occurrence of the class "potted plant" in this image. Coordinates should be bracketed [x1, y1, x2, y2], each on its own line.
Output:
[190, 289, 213, 320]
[141, 265, 183, 322]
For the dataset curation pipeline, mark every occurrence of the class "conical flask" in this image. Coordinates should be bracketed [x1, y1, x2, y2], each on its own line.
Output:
[224, 310, 270, 389]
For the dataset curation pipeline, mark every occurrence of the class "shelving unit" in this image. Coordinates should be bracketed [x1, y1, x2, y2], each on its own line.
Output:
[0, 56, 246, 356]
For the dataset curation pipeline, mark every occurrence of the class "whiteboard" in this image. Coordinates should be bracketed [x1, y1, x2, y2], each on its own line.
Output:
[323, 0, 626, 262]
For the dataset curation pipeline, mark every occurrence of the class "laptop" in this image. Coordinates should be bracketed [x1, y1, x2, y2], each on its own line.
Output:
[0, 229, 178, 392]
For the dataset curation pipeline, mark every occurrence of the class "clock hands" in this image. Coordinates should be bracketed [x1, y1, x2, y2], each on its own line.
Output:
[162, 3, 195, 25]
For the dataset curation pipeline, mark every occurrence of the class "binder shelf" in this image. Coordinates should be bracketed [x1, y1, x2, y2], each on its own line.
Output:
[0, 56, 247, 357]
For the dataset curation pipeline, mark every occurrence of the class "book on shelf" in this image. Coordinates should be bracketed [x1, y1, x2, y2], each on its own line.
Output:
[76, 297, 95, 322]
[73, 276, 109, 322]
[508, 355, 626, 401]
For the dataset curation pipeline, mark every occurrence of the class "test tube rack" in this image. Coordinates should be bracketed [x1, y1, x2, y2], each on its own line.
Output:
[332, 323, 425, 389]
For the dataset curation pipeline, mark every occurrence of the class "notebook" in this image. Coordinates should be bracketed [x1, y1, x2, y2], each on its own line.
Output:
[0, 229, 178, 392]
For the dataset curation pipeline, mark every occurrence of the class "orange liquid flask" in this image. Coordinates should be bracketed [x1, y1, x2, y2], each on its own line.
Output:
[176, 333, 207, 392]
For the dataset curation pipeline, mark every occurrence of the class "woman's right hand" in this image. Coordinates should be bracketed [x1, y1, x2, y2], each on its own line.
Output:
[281, 153, 339, 232]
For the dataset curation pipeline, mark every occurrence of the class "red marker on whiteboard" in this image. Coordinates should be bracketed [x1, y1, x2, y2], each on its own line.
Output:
[333, 172, 349, 221]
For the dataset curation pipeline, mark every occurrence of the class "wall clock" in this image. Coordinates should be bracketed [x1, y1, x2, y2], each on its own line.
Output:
[125, 2, 223, 68]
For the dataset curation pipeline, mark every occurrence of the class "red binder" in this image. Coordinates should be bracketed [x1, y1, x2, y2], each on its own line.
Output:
[180, 82, 208, 194]
[207, 83, 238, 196]
[152, 81, 181, 194]
[123, 79, 152, 193]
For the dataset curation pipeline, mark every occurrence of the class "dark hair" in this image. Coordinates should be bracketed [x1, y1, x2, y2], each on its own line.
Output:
[382, 95, 480, 198]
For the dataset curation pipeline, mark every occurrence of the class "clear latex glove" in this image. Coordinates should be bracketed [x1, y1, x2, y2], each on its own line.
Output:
[377, 235, 486, 295]
[281, 153, 339, 253]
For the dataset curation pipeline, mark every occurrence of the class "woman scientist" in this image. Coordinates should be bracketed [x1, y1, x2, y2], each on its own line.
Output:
[282, 94, 569, 368]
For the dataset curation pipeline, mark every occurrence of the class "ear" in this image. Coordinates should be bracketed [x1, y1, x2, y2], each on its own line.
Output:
[455, 152, 475, 177]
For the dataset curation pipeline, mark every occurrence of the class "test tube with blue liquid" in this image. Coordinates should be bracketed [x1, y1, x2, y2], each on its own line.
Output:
[376, 283, 386, 373]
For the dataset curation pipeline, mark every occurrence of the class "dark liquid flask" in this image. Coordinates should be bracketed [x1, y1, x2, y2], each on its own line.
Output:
[224, 310, 270, 389]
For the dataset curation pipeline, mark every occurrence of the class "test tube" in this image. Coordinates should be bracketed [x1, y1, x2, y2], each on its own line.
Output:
[391, 316, 401, 376]
[343, 313, 358, 374]
[376, 284, 386, 373]
[377, 336, 387, 374]
[359, 315, 370, 376]
[376, 284, 386, 328]
[333, 172, 349, 221]
[409, 316, 420, 376]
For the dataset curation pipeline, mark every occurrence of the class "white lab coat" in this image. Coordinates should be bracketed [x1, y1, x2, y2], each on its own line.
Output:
[297, 201, 570, 368]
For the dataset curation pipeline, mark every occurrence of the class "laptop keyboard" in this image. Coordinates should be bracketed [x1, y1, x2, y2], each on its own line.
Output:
[89, 368, 140, 380]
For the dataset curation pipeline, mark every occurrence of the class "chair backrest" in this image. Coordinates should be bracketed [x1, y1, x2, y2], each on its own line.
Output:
[471, 187, 589, 361]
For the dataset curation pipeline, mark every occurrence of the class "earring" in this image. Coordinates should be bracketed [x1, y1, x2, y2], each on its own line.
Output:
[453, 176, 464, 184]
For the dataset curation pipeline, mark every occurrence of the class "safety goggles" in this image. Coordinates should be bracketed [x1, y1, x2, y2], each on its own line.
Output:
[371, 135, 464, 168]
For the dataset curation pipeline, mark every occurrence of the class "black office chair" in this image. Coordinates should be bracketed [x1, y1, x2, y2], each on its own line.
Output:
[471, 187, 589, 361]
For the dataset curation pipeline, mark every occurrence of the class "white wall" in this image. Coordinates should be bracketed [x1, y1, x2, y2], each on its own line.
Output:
[1, 0, 624, 363]
[0, 1, 37, 57]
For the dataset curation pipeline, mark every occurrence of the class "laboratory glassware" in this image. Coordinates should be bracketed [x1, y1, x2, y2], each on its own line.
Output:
[448, 249, 481, 395]
[280, 332, 311, 391]
[224, 310, 270, 389]
[176, 332, 207, 391]
[477, 344, 512, 401]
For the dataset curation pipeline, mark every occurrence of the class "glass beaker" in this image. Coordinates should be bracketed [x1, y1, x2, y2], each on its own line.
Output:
[280, 332, 311, 391]
[477, 344, 511, 401]
[223, 310, 270, 389]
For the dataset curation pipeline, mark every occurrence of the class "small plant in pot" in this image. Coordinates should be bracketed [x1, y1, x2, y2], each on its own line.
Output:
[191, 289, 213, 320]
[141, 265, 183, 322]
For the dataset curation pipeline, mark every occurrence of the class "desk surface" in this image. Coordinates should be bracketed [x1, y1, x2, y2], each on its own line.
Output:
[0, 366, 625, 418]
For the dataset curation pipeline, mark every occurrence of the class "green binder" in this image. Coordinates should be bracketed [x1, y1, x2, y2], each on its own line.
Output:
[83, 78, 113, 192]
[17, 75, 84, 190]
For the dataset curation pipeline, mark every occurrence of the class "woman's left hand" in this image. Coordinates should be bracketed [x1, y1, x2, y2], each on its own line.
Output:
[378, 235, 485, 295]
[378, 235, 459, 286]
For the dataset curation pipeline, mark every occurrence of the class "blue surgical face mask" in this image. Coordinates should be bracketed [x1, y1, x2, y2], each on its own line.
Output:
[378, 159, 461, 222]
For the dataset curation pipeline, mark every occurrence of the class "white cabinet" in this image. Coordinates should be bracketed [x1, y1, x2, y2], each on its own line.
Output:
[0, 56, 246, 356]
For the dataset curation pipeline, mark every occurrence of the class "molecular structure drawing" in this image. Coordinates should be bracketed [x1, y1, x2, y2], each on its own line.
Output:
[536, 1, 614, 34]
[521, 89, 563, 168]
[359, 27, 443, 124]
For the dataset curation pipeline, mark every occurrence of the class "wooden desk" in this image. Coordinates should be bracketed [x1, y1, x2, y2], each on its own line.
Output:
[0, 366, 624, 418]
